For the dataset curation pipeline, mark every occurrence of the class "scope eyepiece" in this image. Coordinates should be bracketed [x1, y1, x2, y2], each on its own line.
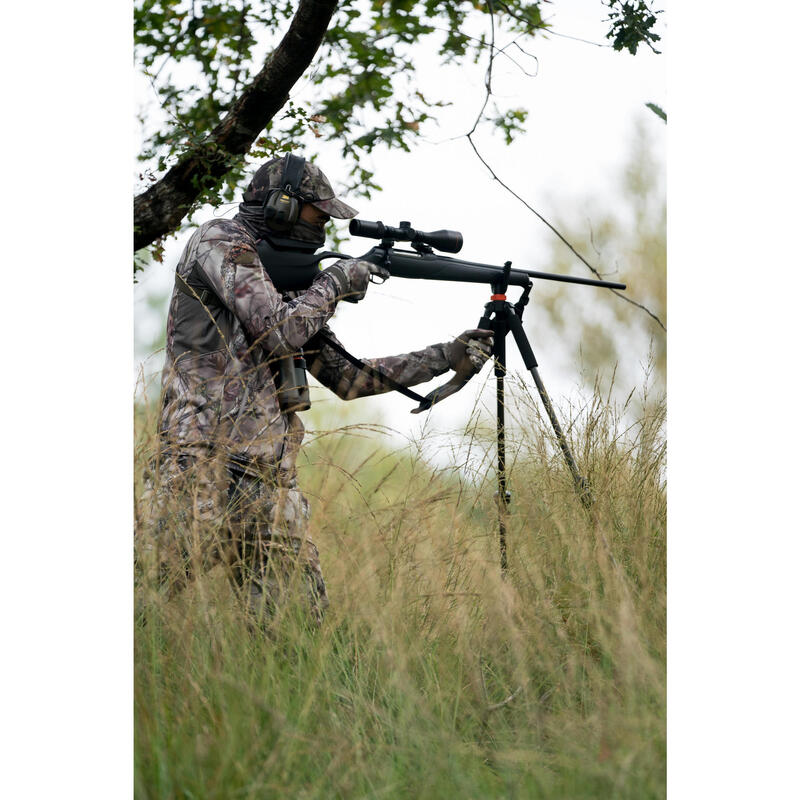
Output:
[349, 219, 463, 254]
[349, 219, 386, 239]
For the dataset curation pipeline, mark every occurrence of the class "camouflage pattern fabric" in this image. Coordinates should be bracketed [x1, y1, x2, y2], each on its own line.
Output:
[140, 449, 328, 625]
[231, 469, 328, 625]
[306, 326, 449, 400]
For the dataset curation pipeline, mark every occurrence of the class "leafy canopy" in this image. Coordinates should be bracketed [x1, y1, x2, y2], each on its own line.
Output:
[135, 0, 661, 217]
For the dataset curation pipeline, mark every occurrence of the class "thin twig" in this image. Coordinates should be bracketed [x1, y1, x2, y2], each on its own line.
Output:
[540, 27, 612, 48]
[428, 27, 539, 78]
[494, 2, 611, 48]
[464, 137, 667, 332]
[466, 0, 498, 138]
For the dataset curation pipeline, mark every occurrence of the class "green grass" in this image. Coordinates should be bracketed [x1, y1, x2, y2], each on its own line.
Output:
[134, 387, 666, 799]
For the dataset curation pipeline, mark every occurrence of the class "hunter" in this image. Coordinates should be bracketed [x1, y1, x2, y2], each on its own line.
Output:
[152, 154, 493, 623]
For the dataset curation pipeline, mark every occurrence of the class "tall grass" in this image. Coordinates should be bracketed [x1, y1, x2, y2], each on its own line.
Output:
[134, 385, 665, 799]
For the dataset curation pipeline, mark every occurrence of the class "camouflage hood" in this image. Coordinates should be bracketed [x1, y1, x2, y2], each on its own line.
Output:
[235, 155, 358, 243]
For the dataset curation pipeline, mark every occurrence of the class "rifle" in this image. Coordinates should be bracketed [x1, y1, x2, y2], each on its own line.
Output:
[256, 219, 626, 293]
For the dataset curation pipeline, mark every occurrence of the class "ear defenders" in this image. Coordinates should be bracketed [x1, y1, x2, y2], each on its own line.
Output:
[262, 154, 307, 232]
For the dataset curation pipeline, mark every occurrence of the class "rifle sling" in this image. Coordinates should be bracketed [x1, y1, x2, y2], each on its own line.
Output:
[317, 331, 427, 405]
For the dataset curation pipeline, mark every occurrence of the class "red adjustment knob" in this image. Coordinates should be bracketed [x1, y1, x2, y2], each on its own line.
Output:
[491, 293, 507, 301]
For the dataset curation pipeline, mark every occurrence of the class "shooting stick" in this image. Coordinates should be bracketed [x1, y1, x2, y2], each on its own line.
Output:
[477, 262, 599, 574]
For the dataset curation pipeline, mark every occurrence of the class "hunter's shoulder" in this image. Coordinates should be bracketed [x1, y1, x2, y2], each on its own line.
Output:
[196, 218, 256, 248]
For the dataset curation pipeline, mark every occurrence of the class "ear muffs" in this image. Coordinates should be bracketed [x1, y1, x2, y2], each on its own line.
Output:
[263, 154, 306, 232]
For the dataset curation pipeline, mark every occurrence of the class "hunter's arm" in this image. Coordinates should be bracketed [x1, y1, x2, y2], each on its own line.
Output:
[195, 220, 341, 355]
[305, 326, 450, 400]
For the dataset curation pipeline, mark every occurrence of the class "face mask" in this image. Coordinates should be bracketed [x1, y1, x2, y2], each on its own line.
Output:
[289, 219, 327, 246]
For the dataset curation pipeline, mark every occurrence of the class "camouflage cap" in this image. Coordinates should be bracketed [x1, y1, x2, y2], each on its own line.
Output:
[242, 155, 358, 219]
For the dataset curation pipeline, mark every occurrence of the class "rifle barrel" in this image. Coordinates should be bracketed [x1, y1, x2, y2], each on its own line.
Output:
[521, 268, 626, 290]
[381, 249, 626, 291]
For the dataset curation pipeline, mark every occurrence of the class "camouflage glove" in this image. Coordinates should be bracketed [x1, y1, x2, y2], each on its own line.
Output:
[409, 329, 494, 414]
[444, 329, 494, 377]
[320, 258, 390, 303]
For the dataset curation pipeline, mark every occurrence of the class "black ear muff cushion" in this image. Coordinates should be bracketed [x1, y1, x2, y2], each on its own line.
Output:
[263, 190, 300, 231]
[263, 154, 306, 231]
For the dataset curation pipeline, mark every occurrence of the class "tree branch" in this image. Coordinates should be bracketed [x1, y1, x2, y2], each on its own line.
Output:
[133, 0, 339, 252]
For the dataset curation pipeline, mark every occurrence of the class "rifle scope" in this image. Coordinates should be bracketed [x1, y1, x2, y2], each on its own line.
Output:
[350, 219, 463, 254]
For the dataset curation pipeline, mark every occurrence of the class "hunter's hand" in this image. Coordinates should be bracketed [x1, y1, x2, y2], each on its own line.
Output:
[321, 258, 390, 303]
[445, 329, 494, 377]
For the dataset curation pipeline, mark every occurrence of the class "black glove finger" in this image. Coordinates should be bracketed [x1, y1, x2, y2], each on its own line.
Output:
[460, 328, 493, 340]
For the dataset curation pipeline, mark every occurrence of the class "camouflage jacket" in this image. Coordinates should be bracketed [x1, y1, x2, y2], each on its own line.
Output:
[159, 218, 451, 474]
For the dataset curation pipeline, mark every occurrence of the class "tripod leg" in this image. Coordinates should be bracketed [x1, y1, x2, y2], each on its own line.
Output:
[506, 311, 592, 509]
[480, 310, 509, 574]
[494, 318, 509, 575]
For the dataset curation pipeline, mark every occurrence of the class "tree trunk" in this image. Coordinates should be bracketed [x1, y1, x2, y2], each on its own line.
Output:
[134, 0, 338, 252]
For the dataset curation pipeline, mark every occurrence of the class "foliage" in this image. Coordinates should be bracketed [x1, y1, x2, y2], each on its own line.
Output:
[136, 1, 536, 207]
[134, 0, 664, 263]
[604, 0, 662, 55]
[645, 101, 666, 123]
[133, 247, 152, 282]
[135, 383, 666, 798]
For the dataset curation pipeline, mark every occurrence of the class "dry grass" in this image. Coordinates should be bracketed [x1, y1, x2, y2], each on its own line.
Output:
[134, 383, 665, 799]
